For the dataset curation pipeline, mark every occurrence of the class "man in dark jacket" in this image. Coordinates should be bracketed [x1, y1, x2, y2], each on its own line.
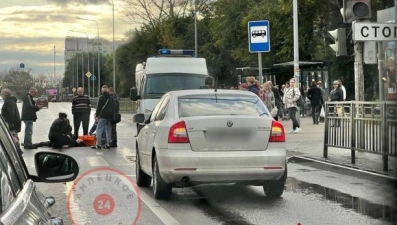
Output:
[307, 81, 323, 124]
[329, 80, 344, 127]
[1, 89, 21, 132]
[91, 85, 113, 149]
[48, 112, 80, 149]
[108, 87, 119, 147]
[34, 112, 83, 149]
[72, 87, 91, 137]
[21, 87, 42, 149]
[1, 89, 23, 154]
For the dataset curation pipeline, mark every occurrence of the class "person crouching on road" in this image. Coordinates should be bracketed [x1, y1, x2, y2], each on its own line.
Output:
[35, 112, 84, 149]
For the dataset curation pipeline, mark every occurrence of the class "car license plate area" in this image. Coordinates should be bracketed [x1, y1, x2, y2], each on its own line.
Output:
[205, 128, 253, 144]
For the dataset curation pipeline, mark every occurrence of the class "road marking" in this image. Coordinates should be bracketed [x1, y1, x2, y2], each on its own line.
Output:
[85, 156, 110, 167]
[96, 152, 104, 155]
[125, 174, 181, 225]
[132, 189, 181, 225]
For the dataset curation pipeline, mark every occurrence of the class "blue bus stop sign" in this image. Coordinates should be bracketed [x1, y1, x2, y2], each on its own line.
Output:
[248, 20, 270, 53]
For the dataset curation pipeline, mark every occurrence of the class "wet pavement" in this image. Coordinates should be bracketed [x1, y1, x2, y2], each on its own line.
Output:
[19, 102, 396, 225]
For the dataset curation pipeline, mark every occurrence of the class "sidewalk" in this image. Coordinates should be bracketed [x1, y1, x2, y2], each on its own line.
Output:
[280, 116, 397, 178]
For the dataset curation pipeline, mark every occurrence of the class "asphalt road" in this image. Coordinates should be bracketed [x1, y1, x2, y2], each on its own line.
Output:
[17, 102, 395, 225]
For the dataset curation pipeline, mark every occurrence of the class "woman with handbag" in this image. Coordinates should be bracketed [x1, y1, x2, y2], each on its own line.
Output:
[262, 82, 277, 120]
[283, 78, 302, 133]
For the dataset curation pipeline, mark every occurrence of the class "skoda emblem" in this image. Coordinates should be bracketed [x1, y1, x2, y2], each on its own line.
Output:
[227, 121, 233, 127]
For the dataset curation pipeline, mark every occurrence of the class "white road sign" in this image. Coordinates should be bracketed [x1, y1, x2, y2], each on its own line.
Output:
[353, 22, 397, 41]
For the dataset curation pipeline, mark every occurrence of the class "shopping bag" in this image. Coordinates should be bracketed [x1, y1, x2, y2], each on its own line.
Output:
[271, 107, 278, 117]
[320, 106, 325, 118]
[336, 105, 344, 117]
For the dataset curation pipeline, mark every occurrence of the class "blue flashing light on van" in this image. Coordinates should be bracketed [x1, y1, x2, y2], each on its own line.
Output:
[158, 49, 195, 56]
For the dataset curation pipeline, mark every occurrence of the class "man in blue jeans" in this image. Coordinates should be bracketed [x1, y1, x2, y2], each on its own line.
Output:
[91, 85, 113, 149]
[21, 87, 42, 149]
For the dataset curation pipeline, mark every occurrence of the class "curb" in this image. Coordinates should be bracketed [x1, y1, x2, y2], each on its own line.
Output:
[287, 155, 397, 183]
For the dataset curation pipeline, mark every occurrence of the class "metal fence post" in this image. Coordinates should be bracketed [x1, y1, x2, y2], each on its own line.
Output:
[323, 102, 329, 158]
[350, 101, 355, 164]
[382, 101, 388, 171]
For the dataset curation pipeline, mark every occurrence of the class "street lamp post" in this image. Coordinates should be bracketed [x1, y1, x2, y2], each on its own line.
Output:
[70, 30, 90, 97]
[194, 0, 198, 57]
[77, 17, 100, 97]
[112, 0, 116, 93]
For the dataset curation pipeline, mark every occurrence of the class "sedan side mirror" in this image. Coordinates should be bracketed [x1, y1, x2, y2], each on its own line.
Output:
[34, 152, 79, 183]
[133, 113, 145, 123]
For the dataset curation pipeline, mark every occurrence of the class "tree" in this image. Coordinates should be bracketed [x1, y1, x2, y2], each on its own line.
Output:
[121, 0, 191, 28]
[1, 69, 34, 99]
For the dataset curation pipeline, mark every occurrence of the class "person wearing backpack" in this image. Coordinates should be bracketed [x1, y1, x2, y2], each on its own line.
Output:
[91, 85, 113, 149]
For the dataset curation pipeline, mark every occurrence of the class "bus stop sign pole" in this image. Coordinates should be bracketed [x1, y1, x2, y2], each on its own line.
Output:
[248, 20, 270, 85]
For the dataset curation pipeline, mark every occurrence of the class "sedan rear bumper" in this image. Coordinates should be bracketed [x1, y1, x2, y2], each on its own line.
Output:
[156, 146, 286, 184]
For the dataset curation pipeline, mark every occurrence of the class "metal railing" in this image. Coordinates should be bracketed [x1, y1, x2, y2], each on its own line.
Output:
[323, 101, 397, 171]
[90, 98, 137, 112]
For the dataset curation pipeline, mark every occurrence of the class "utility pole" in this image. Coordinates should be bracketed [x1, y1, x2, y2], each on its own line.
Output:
[194, 0, 198, 57]
[354, 41, 364, 101]
[293, 0, 300, 88]
[53, 45, 56, 87]
[112, 0, 116, 93]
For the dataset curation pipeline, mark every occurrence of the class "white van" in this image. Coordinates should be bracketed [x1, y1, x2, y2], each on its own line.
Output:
[131, 49, 209, 132]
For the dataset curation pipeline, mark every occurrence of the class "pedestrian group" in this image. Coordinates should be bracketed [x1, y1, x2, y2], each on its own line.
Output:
[0, 85, 119, 152]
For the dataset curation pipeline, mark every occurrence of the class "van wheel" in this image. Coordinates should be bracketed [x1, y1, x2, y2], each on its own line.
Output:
[152, 156, 172, 200]
[263, 164, 287, 198]
[136, 145, 151, 187]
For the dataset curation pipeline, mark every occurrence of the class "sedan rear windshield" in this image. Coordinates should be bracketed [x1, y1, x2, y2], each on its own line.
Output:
[178, 95, 268, 117]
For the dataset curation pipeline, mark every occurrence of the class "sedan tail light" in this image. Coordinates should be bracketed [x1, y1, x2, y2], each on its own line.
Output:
[168, 121, 189, 143]
[269, 121, 285, 142]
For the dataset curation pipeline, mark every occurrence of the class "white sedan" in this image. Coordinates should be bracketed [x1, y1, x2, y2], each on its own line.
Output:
[133, 89, 287, 200]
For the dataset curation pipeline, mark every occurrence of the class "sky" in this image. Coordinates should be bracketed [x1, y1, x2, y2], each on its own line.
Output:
[0, 0, 135, 78]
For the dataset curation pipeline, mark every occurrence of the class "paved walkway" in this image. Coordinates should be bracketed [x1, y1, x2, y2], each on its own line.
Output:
[280, 116, 397, 177]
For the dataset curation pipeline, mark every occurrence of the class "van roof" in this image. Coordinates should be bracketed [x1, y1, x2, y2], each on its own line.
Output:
[145, 57, 208, 75]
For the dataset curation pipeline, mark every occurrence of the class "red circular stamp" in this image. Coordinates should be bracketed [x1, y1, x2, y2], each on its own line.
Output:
[66, 167, 142, 225]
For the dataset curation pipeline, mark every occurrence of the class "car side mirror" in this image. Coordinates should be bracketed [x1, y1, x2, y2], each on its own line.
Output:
[130, 87, 140, 101]
[34, 152, 79, 183]
[133, 113, 145, 123]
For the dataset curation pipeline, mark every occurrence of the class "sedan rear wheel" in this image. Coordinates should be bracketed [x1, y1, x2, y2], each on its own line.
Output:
[263, 164, 287, 198]
[152, 156, 172, 200]
[135, 145, 151, 187]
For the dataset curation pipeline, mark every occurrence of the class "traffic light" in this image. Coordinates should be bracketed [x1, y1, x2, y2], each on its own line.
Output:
[341, 0, 372, 23]
[328, 28, 347, 56]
